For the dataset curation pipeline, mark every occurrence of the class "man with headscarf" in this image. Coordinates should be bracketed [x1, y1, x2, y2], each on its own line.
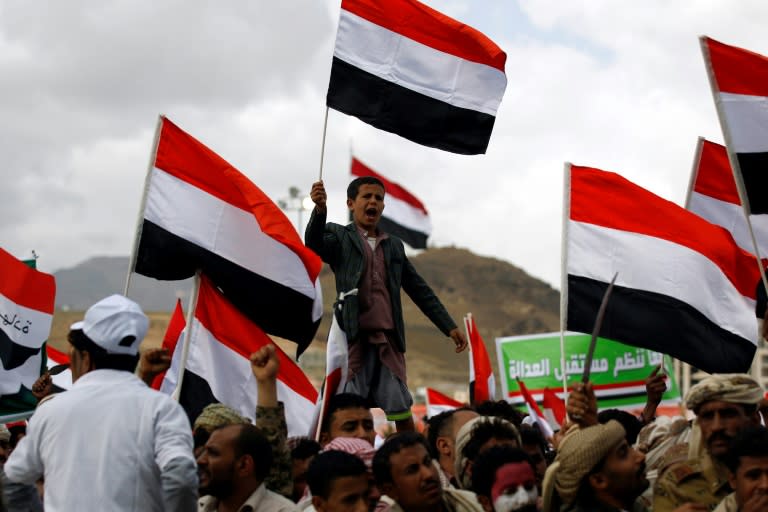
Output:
[653, 374, 764, 511]
[541, 420, 649, 512]
[453, 416, 522, 490]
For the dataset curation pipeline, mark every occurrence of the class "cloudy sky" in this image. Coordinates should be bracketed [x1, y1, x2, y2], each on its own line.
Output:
[2, 1, 767, 289]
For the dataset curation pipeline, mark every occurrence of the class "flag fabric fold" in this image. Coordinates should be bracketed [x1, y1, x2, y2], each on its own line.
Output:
[151, 299, 185, 390]
[542, 388, 565, 429]
[0, 249, 56, 397]
[516, 378, 554, 438]
[466, 313, 495, 404]
[565, 164, 760, 374]
[350, 158, 431, 249]
[702, 37, 768, 216]
[327, 0, 507, 154]
[425, 387, 463, 418]
[159, 276, 318, 438]
[133, 117, 323, 356]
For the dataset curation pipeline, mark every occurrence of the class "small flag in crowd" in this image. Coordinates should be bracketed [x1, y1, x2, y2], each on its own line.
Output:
[465, 313, 495, 404]
[46, 345, 72, 391]
[159, 276, 318, 438]
[151, 299, 185, 390]
[542, 388, 566, 429]
[0, 249, 56, 398]
[350, 158, 431, 249]
[701, 37, 768, 217]
[425, 387, 464, 418]
[132, 116, 323, 356]
[327, 0, 507, 154]
[564, 164, 760, 374]
[516, 378, 554, 438]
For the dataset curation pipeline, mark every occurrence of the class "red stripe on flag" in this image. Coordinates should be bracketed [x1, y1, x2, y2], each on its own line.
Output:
[0, 248, 56, 314]
[154, 118, 321, 281]
[570, 165, 759, 299]
[427, 387, 464, 408]
[467, 314, 494, 403]
[693, 140, 739, 205]
[46, 344, 70, 365]
[152, 299, 185, 390]
[705, 37, 768, 97]
[194, 276, 318, 403]
[543, 388, 566, 426]
[351, 158, 428, 214]
[341, 0, 506, 72]
[517, 378, 545, 417]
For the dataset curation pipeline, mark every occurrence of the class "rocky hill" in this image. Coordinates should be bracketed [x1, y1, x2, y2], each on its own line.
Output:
[50, 248, 560, 394]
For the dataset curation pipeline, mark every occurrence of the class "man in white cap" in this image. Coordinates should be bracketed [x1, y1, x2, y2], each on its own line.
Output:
[4, 295, 198, 511]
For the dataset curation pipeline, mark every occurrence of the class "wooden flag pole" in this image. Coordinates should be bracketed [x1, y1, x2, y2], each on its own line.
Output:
[124, 114, 164, 296]
[171, 270, 202, 402]
[559, 163, 572, 396]
[318, 106, 330, 181]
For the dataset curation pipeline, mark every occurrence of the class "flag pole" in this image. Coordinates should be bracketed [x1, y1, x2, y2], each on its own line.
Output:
[700, 37, 768, 304]
[171, 270, 202, 401]
[464, 313, 473, 404]
[559, 163, 571, 396]
[318, 106, 330, 181]
[124, 115, 164, 296]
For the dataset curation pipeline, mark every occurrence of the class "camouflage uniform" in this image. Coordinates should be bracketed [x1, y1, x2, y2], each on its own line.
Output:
[652, 453, 730, 511]
[256, 403, 293, 500]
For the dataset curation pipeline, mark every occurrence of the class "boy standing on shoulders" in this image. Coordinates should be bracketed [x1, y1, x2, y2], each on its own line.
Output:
[306, 178, 467, 432]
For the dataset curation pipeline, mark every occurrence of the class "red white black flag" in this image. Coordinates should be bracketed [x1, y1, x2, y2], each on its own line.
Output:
[350, 158, 431, 249]
[327, 0, 507, 154]
[565, 164, 759, 373]
[466, 313, 495, 404]
[132, 117, 323, 356]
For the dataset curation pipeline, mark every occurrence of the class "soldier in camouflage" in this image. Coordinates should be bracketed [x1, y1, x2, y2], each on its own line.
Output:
[652, 374, 764, 512]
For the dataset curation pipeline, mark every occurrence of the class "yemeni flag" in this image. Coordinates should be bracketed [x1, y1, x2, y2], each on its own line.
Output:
[701, 37, 768, 217]
[159, 276, 318, 438]
[516, 378, 554, 438]
[327, 0, 507, 154]
[564, 164, 760, 374]
[425, 387, 463, 418]
[46, 345, 72, 391]
[310, 313, 350, 440]
[132, 116, 323, 356]
[0, 249, 56, 417]
[151, 299, 185, 390]
[465, 313, 495, 404]
[542, 388, 565, 429]
[350, 158, 431, 249]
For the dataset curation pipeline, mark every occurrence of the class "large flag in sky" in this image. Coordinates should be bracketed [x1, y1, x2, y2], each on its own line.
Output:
[425, 387, 463, 418]
[565, 164, 759, 374]
[327, 0, 507, 154]
[350, 157, 431, 249]
[159, 276, 318, 438]
[466, 313, 495, 404]
[0, 249, 56, 403]
[132, 117, 323, 356]
[701, 37, 768, 217]
[687, 138, 768, 258]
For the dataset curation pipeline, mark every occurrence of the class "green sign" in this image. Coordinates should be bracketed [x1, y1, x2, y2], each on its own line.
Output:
[496, 331, 681, 410]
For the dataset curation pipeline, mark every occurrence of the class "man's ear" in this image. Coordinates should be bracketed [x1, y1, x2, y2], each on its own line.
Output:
[436, 437, 452, 457]
[319, 431, 330, 446]
[588, 472, 608, 491]
[477, 494, 494, 512]
[311, 495, 326, 512]
[237, 454, 254, 477]
[82, 350, 95, 372]
[347, 198, 354, 210]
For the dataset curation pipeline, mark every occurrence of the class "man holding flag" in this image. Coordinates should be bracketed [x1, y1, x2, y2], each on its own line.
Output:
[306, 178, 467, 432]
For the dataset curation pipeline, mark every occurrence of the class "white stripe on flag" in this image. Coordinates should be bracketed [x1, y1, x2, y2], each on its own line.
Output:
[719, 92, 768, 153]
[0, 294, 52, 348]
[383, 194, 432, 235]
[568, 221, 757, 344]
[335, 10, 506, 116]
[145, 168, 318, 300]
[689, 191, 768, 256]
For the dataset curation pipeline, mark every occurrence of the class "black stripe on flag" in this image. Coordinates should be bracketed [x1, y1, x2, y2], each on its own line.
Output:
[327, 57, 496, 155]
[136, 220, 320, 354]
[0, 329, 41, 370]
[737, 152, 768, 214]
[177, 370, 219, 426]
[378, 217, 428, 250]
[567, 275, 755, 374]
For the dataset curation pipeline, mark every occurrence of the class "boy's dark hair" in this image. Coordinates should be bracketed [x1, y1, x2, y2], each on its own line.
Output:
[475, 400, 525, 426]
[222, 424, 273, 482]
[519, 424, 548, 457]
[292, 438, 322, 460]
[373, 431, 429, 486]
[597, 409, 642, 445]
[724, 425, 768, 474]
[321, 393, 370, 433]
[426, 407, 475, 459]
[461, 418, 521, 466]
[68, 329, 139, 372]
[347, 176, 385, 200]
[307, 450, 368, 499]
[471, 445, 533, 499]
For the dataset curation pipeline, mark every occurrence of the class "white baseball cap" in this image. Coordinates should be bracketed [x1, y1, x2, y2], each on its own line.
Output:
[70, 295, 148, 356]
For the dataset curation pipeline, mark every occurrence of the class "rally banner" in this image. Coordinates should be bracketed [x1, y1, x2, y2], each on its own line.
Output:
[496, 332, 681, 411]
